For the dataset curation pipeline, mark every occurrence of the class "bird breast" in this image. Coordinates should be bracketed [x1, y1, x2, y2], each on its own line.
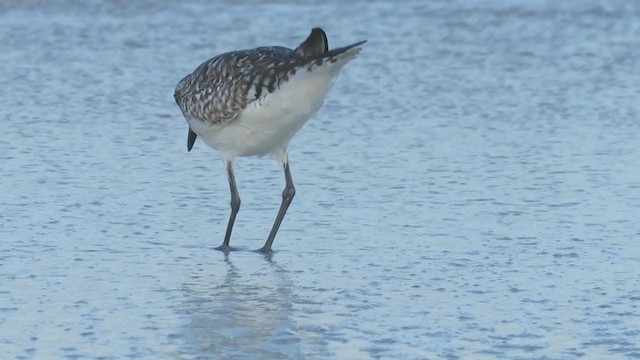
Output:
[198, 63, 342, 159]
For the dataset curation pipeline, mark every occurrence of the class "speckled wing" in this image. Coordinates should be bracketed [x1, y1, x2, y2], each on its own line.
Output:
[174, 47, 299, 129]
[174, 33, 366, 131]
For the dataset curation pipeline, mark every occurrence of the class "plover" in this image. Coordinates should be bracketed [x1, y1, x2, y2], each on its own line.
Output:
[174, 28, 365, 252]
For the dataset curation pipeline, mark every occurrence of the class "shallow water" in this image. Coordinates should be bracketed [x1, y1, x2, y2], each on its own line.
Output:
[2, 0, 640, 359]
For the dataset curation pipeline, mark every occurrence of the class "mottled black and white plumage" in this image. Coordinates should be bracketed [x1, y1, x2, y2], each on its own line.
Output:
[174, 28, 365, 253]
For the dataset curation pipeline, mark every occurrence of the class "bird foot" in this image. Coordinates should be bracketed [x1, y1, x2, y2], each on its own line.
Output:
[254, 246, 274, 254]
[214, 244, 240, 252]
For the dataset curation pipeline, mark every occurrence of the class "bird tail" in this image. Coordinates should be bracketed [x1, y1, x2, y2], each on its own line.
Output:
[321, 40, 367, 62]
[297, 39, 366, 76]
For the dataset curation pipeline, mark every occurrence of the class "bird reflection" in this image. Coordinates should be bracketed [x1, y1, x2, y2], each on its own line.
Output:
[177, 254, 304, 359]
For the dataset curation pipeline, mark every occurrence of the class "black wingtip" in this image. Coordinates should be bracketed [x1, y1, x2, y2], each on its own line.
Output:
[321, 39, 367, 58]
[296, 27, 328, 56]
[187, 128, 197, 152]
[345, 40, 367, 49]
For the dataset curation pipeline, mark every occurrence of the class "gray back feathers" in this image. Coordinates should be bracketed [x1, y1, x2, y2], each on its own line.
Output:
[174, 28, 365, 134]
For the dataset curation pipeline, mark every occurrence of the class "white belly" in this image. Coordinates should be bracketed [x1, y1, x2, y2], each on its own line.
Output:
[194, 65, 342, 161]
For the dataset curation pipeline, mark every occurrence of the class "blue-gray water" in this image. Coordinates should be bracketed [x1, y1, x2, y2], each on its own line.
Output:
[2, 0, 640, 359]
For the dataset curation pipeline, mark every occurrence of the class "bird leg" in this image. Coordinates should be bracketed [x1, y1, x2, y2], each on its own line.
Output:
[216, 161, 240, 251]
[259, 161, 295, 252]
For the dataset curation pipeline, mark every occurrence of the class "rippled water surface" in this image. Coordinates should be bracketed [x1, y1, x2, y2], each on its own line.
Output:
[2, 0, 640, 359]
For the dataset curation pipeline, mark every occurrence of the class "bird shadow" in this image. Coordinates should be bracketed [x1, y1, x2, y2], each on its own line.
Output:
[174, 251, 308, 359]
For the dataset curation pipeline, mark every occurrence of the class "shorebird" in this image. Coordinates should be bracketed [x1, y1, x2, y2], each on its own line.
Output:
[174, 28, 365, 253]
